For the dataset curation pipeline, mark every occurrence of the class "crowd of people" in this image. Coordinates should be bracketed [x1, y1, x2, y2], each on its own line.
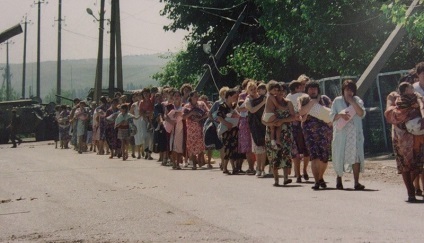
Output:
[49, 61, 424, 203]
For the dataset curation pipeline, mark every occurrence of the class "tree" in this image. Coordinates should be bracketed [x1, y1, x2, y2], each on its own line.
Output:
[156, 0, 424, 91]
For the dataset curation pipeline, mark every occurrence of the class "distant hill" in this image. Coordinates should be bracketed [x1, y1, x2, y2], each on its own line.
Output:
[1, 54, 170, 99]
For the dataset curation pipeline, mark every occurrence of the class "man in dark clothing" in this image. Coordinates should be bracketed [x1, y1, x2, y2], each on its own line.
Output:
[8, 109, 22, 148]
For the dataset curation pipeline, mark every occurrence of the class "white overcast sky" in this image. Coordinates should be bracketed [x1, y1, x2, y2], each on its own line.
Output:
[0, 0, 188, 64]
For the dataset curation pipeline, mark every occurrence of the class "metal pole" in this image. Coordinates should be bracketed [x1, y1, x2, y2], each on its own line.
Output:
[93, 0, 105, 103]
[115, 0, 123, 91]
[56, 0, 62, 104]
[22, 16, 28, 98]
[108, 0, 116, 98]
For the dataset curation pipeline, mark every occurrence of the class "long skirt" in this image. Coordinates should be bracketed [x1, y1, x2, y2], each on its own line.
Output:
[238, 117, 252, 153]
[170, 121, 184, 154]
[303, 117, 332, 163]
[59, 125, 70, 141]
[265, 121, 293, 169]
[392, 125, 424, 175]
[140, 118, 153, 150]
[186, 119, 205, 156]
[153, 124, 168, 153]
[134, 117, 144, 146]
[221, 127, 238, 160]
[105, 124, 121, 150]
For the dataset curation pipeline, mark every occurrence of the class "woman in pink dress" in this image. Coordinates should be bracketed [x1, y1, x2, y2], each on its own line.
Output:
[183, 91, 209, 169]
[167, 90, 185, 169]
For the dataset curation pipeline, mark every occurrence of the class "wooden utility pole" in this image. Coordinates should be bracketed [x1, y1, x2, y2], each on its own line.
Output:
[21, 16, 30, 99]
[356, 0, 420, 97]
[93, 0, 105, 103]
[34, 0, 47, 100]
[108, 0, 117, 98]
[56, 0, 63, 104]
[115, 0, 123, 91]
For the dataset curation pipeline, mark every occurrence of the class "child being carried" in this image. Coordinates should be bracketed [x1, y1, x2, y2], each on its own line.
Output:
[262, 80, 286, 148]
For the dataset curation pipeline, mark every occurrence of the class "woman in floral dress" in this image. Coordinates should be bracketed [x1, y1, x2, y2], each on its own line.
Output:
[216, 88, 240, 174]
[263, 84, 297, 186]
[182, 91, 209, 169]
[104, 98, 121, 158]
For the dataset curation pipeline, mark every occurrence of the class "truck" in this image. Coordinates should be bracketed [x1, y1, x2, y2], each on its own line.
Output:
[0, 99, 57, 144]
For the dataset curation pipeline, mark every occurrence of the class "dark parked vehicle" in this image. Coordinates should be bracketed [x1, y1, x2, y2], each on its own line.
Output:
[0, 99, 57, 144]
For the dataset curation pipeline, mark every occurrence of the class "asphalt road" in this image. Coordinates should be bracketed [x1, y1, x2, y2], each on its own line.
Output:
[1, 141, 423, 242]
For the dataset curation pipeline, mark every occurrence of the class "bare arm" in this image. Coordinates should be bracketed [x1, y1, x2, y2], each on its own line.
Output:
[245, 96, 266, 113]
[298, 98, 318, 116]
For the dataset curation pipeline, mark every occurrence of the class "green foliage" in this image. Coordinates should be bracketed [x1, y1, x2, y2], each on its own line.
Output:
[381, 0, 424, 40]
[157, 0, 424, 90]
[152, 42, 206, 87]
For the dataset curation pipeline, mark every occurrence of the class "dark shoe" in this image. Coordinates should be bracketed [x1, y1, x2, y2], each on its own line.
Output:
[319, 179, 327, 189]
[78, 151, 82, 154]
[406, 196, 417, 203]
[18, 140, 22, 145]
[303, 173, 309, 181]
[132, 153, 136, 158]
[336, 177, 343, 190]
[283, 179, 292, 185]
[11, 145, 17, 148]
[137, 155, 141, 159]
[223, 170, 230, 175]
[311, 183, 320, 190]
[416, 189, 423, 196]
[354, 183, 365, 190]
[296, 176, 302, 183]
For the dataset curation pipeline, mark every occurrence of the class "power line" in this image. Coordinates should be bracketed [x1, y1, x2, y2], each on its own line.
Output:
[177, 1, 247, 12]
[62, 28, 169, 53]
[200, 9, 257, 27]
[311, 14, 383, 26]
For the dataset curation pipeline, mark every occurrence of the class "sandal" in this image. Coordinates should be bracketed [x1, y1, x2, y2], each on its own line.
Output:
[354, 183, 365, 190]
